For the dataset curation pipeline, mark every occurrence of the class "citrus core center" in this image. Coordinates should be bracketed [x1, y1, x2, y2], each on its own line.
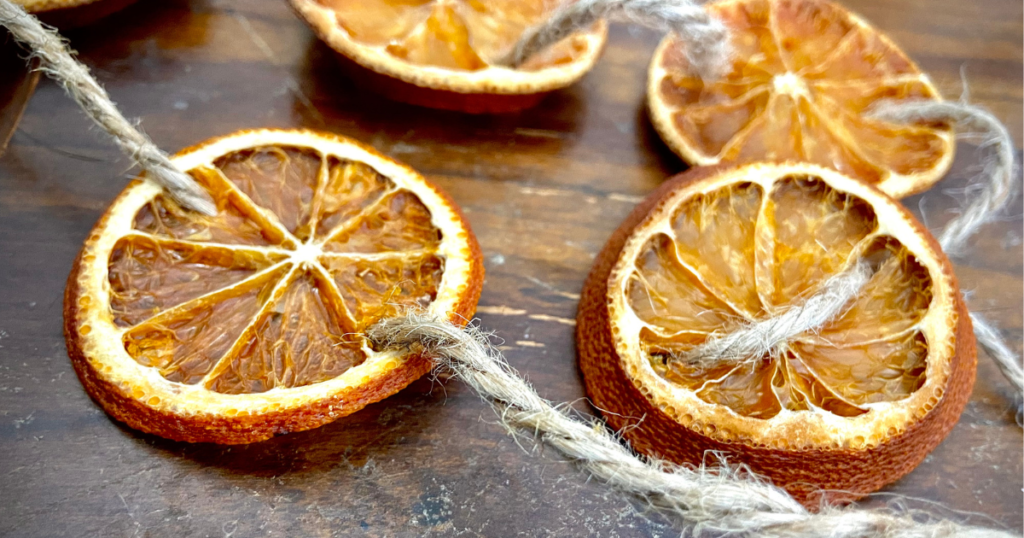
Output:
[772, 72, 809, 97]
[292, 242, 323, 266]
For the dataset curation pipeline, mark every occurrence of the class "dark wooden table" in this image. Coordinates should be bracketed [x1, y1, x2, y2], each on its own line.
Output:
[1, 0, 1021, 536]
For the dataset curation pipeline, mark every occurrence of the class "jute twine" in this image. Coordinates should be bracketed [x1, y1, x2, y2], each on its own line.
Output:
[2, 1, 1020, 535]
[0, 0, 215, 215]
[498, 0, 731, 81]
[367, 314, 1014, 537]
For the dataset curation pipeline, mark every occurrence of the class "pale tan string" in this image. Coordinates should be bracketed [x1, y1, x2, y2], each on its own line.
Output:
[500, 0, 731, 81]
[870, 99, 1024, 415]
[2, 0, 1018, 527]
[676, 263, 871, 369]
[0, 0, 215, 215]
[368, 313, 1014, 537]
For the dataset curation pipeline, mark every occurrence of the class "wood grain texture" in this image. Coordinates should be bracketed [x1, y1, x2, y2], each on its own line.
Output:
[0, 0, 1021, 536]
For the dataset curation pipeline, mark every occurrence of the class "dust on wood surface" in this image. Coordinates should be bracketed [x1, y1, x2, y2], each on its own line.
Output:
[0, 0, 1021, 535]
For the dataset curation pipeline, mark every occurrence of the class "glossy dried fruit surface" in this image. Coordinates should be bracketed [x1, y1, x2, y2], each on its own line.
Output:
[578, 162, 974, 506]
[633, 178, 932, 420]
[647, 0, 954, 198]
[319, 0, 585, 70]
[290, 0, 607, 98]
[65, 129, 484, 444]
[593, 162, 966, 448]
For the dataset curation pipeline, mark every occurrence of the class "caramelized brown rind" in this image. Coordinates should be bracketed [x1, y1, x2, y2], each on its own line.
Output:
[576, 164, 975, 508]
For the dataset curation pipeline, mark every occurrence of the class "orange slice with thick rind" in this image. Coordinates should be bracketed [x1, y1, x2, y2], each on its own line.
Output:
[65, 129, 484, 444]
[647, 0, 955, 199]
[289, 0, 607, 113]
[577, 162, 975, 507]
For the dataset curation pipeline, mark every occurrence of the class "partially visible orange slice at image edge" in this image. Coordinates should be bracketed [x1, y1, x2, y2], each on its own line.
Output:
[648, 0, 955, 199]
[64, 128, 484, 444]
[577, 161, 975, 507]
[15, 0, 139, 28]
[289, 0, 608, 113]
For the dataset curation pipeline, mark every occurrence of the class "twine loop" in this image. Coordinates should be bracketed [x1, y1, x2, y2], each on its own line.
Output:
[501, 0, 732, 81]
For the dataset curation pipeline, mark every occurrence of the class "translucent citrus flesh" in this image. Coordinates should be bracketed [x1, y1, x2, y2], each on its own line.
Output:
[626, 176, 932, 419]
[110, 146, 446, 394]
[655, 0, 950, 184]
[317, 0, 591, 70]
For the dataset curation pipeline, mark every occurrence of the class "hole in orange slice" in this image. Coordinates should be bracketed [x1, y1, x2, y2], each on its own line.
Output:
[65, 128, 484, 444]
[647, 0, 955, 199]
[577, 162, 975, 508]
[289, 0, 608, 113]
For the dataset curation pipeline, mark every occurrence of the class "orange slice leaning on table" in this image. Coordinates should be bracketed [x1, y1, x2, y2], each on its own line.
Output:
[289, 0, 607, 113]
[577, 162, 975, 507]
[648, 0, 954, 198]
[64, 129, 484, 444]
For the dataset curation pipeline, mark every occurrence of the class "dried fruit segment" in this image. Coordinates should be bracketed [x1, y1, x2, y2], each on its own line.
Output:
[695, 360, 781, 419]
[322, 252, 444, 330]
[122, 268, 284, 385]
[817, 237, 932, 344]
[313, 158, 394, 239]
[648, 0, 954, 198]
[108, 236, 278, 327]
[670, 182, 763, 315]
[386, 3, 486, 70]
[320, 0, 433, 46]
[133, 170, 277, 246]
[216, 146, 322, 239]
[627, 234, 737, 335]
[323, 190, 442, 254]
[207, 272, 367, 394]
[764, 175, 877, 304]
[579, 162, 972, 506]
[66, 129, 483, 443]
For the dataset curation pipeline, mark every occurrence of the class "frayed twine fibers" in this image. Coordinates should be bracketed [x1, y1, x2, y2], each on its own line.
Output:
[366, 313, 1014, 537]
[0, 0, 216, 216]
[674, 263, 871, 369]
[1, 0, 1019, 533]
[368, 97, 1024, 533]
[499, 0, 732, 81]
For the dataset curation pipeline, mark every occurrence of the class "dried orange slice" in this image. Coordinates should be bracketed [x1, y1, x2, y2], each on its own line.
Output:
[647, 0, 954, 199]
[577, 162, 975, 507]
[14, 0, 137, 28]
[64, 129, 484, 444]
[289, 0, 607, 113]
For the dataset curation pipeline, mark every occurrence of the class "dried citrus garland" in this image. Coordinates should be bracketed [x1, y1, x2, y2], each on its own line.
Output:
[289, 0, 608, 113]
[64, 129, 484, 443]
[577, 162, 975, 506]
[2, 0, 1018, 534]
[648, 0, 955, 198]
